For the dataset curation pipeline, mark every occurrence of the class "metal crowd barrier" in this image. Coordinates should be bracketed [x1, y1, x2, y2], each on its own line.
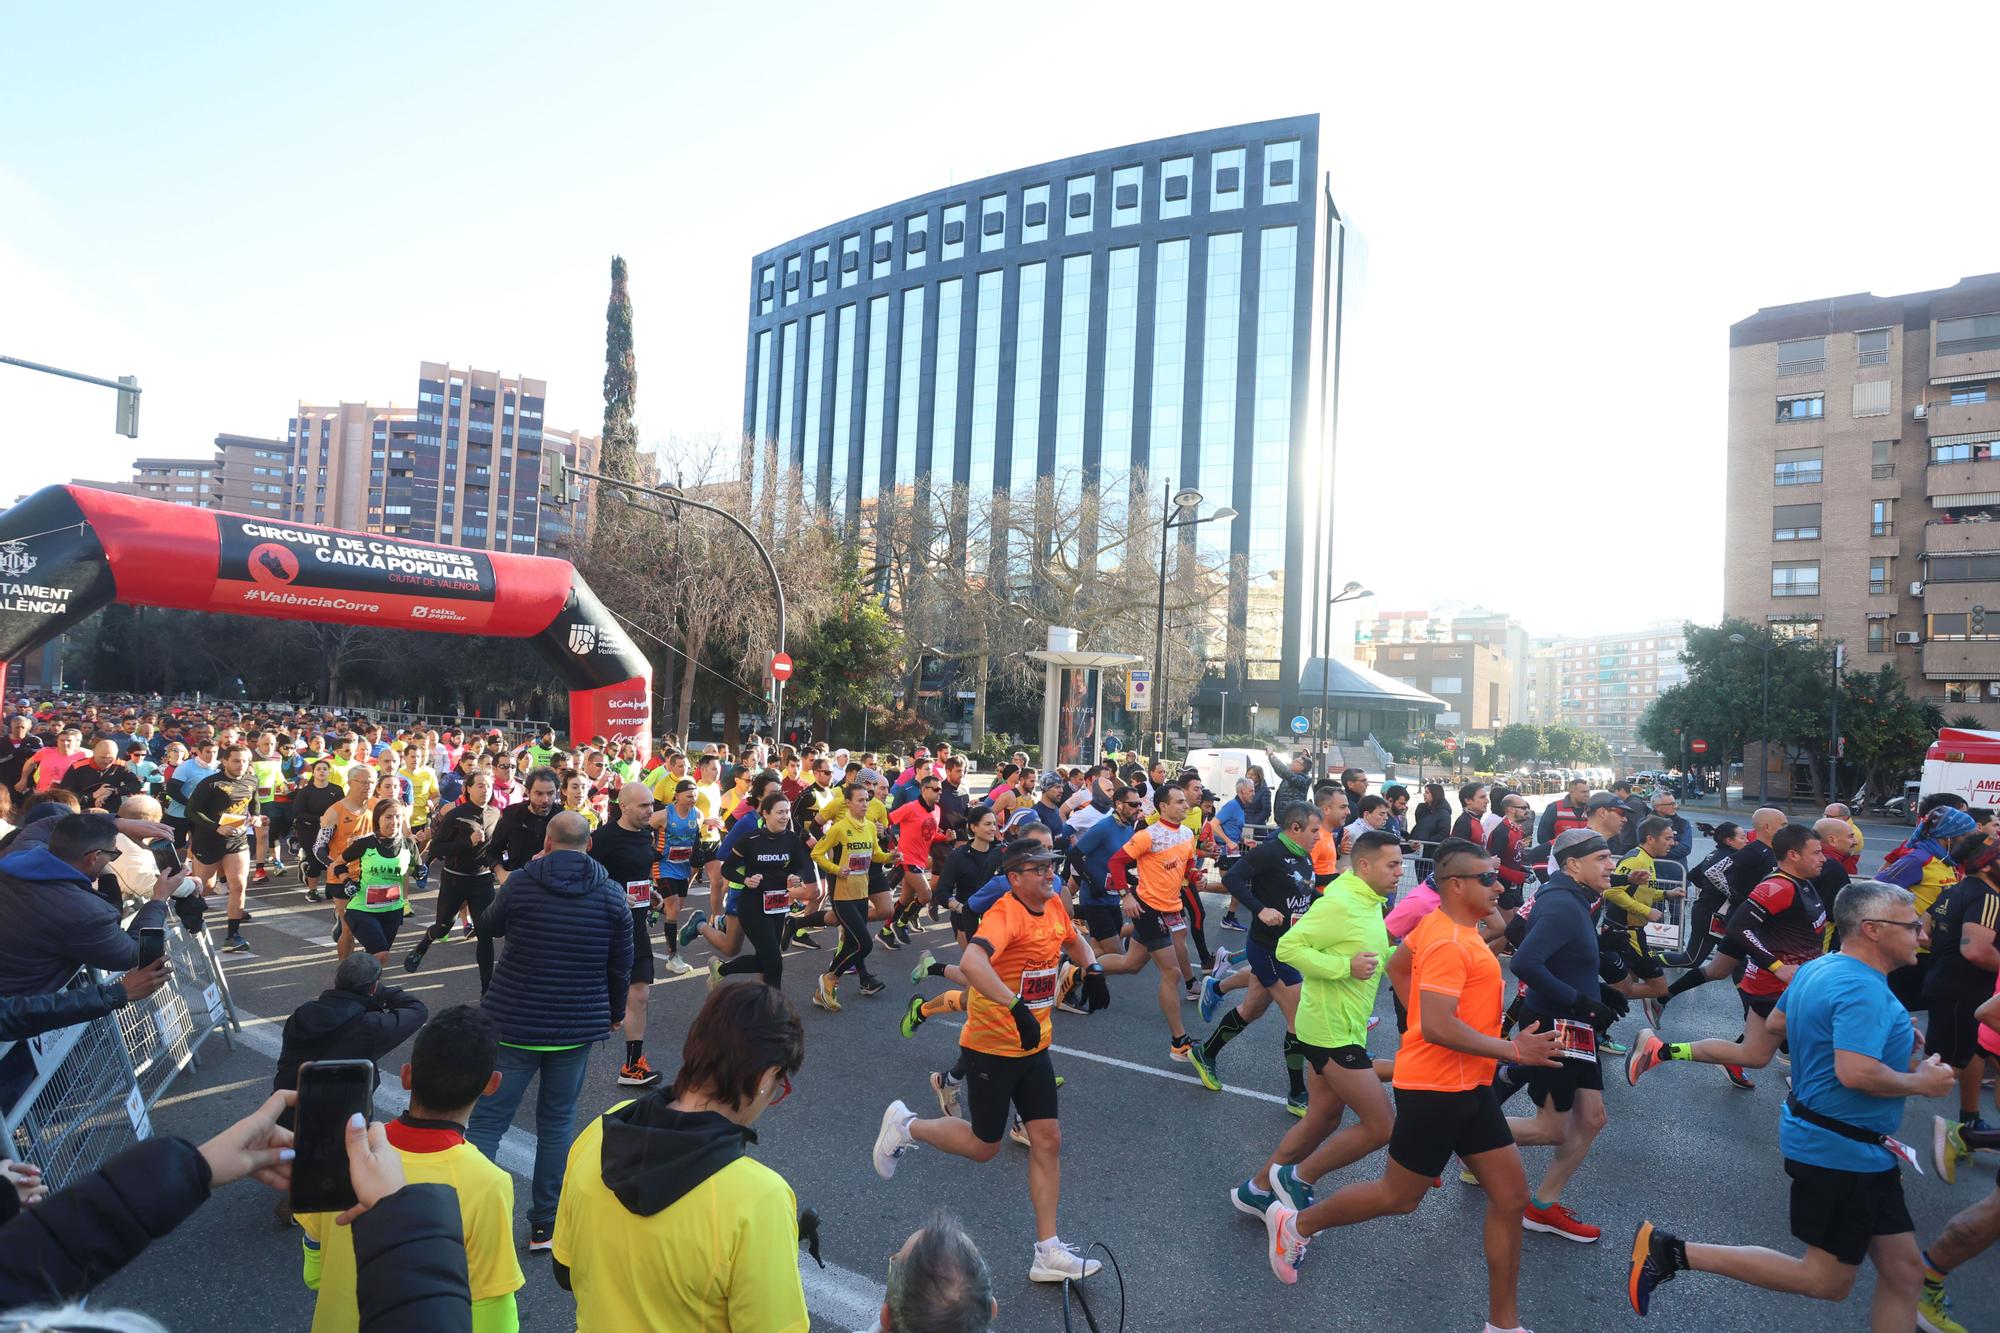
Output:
[0, 915, 240, 1192]
[1640, 863, 1692, 952]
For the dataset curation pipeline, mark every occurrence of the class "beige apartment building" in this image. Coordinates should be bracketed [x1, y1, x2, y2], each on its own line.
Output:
[74, 435, 292, 514]
[1550, 623, 1688, 764]
[1372, 639, 1512, 735]
[1727, 273, 2000, 727]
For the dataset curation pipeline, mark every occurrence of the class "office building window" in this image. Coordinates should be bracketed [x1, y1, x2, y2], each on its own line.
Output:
[1869, 556, 1890, 596]
[1776, 337, 1825, 375]
[1867, 620, 1887, 653]
[1932, 439, 1997, 464]
[1771, 561, 1820, 597]
[750, 328, 772, 473]
[776, 321, 798, 466]
[1430, 677, 1464, 695]
[1951, 382, 1990, 406]
[931, 278, 962, 479]
[1777, 393, 1824, 421]
[1198, 232, 1243, 544]
[1773, 502, 1819, 541]
[1873, 439, 1896, 479]
[894, 286, 925, 491]
[1022, 184, 1050, 244]
[1159, 155, 1193, 219]
[905, 214, 928, 269]
[1065, 175, 1094, 235]
[1099, 247, 1140, 483]
[1872, 498, 1894, 537]
[1053, 254, 1092, 478]
[840, 235, 861, 288]
[1930, 613, 1998, 641]
[968, 271, 1003, 503]
[980, 194, 1007, 253]
[1250, 224, 1297, 572]
[1111, 165, 1141, 227]
[811, 244, 829, 298]
[861, 295, 889, 499]
[828, 304, 856, 507]
[782, 256, 801, 307]
[1210, 147, 1245, 210]
[1774, 446, 1822, 485]
[1857, 327, 1889, 366]
[1938, 313, 2000, 357]
[1149, 239, 1191, 470]
[872, 223, 894, 280]
[802, 312, 825, 489]
[1259, 143, 1300, 214]
[1012, 262, 1047, 489]
[759, 265, 775, 316]
[941, 203, 966, 261]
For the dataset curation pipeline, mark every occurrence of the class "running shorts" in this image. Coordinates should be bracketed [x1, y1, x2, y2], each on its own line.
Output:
[1296, 1041, 1371, 1075]
[1784, 1159, 1912, 1266]
[628, 909, 655, 984]
[342, 908, 405, 956]
[1132, 904, 1184, 952]
[1077, 904, 1125, 944]
[656, 874, 691, 899]
[1243, 936, 1303, 989]
[961, 1047, 1059, 1145]
[1519, 1008, 1604, 1113]
[1601, 929, 1664, 982]
[189, 831, 244, 865]
[1737, 988, 1781, 1021]
[1922, 995, 1988, 1068]
[1387, 1086, 1513, 1178]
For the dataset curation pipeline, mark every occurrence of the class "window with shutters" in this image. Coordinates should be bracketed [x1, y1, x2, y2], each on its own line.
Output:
[1773, 503, 1820, 541]
[1951, 383, 1990, 406]
[1938, 314, 2000, 357]
[1776, 337, 1825, 375]
[1857, 328, 1890, 366]
[1778, 394, 1825, 422]
[1852, 380, 1890, 417]
[1774, 447, 1822, 485]
[1872, 440, 1896, 479]
[1772, 562, 1820, 597]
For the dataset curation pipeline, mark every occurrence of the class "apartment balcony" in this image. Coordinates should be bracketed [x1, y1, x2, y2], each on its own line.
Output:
[1927, 457, 2000, 503]
[1924, 398, 2000, 439]
[1921, 696, 2000, 727]
[1923, 638, 2000, 680]
[1932, 344, 2000, 385]
[1923, 519, 2000, 556]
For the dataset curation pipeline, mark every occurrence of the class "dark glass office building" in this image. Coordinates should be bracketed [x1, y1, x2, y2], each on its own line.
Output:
[743, 115, 1345, 720]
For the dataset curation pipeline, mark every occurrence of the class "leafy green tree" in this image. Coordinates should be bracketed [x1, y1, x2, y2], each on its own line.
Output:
[1494, 723, 1542, 766]
[1462, 740, 1493, 771]
[785, 550, 904, 737]
[1840, 664, 1942, 804]
[601, 255, 639, 484]
[1541, 724, 1590, 766]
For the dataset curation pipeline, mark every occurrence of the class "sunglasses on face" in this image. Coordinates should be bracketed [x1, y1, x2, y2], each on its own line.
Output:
[1863, 917, 1922, 936]
[1446, 870, 1501, 886]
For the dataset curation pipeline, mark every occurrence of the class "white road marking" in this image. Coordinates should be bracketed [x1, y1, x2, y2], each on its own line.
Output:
[936, 1019, 1290, 1105]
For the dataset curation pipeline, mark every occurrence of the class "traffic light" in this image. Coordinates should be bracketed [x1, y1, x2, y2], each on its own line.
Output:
[544, 452, 573, 504]
[115, 376, 139, 439]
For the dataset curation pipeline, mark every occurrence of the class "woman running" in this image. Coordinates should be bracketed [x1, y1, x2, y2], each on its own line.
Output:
[812, 782, 895, 1010]
[337, 798, 414, 967]
[713, 790, 813, 989]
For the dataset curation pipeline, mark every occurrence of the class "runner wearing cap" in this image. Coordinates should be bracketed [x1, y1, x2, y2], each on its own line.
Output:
[870, 843, 1110, 1285]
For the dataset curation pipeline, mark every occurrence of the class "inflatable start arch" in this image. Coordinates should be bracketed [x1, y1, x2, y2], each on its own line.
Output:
[0, 485, 651, 752]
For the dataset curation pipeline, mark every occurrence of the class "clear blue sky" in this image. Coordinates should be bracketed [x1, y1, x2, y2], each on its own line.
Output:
[6, 2, 2000, 639]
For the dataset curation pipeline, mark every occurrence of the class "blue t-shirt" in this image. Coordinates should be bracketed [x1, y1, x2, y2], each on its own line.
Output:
[1776, 952, 1916, 1172]
[657, 806, 702, 883]
[968, 870, 1063, 916]
[1217, 798, 1248, 847]
[1071, 815, 1141, 905]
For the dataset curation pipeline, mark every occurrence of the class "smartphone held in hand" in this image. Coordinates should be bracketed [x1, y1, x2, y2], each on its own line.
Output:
[136, 926, 165, 969]
[289, 1060, 373, 1213]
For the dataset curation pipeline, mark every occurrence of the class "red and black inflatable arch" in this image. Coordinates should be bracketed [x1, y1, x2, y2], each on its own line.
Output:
[0, 485, 651, 752]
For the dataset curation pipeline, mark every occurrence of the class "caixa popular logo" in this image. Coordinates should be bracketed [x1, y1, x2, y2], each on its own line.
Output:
[0, 541, 38, 577]
[567, 622, 602, 655]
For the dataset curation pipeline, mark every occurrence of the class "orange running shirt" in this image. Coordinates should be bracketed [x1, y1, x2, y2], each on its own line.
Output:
[1311, 826, 1339, 877]
[1116, 823, 1195, 912]
[960, 892, 1074, 1058]
[325, 800, 374, 886]
[1393, 908, 1504, 1093]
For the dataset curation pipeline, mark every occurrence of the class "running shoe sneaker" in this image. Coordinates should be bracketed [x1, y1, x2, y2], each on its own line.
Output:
[1183, 976, 1200, 1001]
[1284, 1091, 1308, 1119]
[1723, 1064, 1755, 1090]
[929, 1070, 961, 1119]
[876, 926, 902, 951]
[1523, 1200, 1600, 1243]
[1459, 1166, 1481, 1187]
[1641, 996, 1665, 1028]
[1626, 1220, 1683, 1316]
[1933, 1114, 1971, 1185]
[1207, 948, 1234, 981]
[1231, 1178, 1277, 1219]
[858, 976, 886, 998]
[892, 919, 914, 946]
[528, 1224, 554, 1253]
[1057, 960, 1078, 1006]
[1220, 912, 1245, 932]
[412, 865, 428, 887]
[1264, 1203, 1309, 1284]
[1271, 1163, 1313, 1213]
[790, 928, 821, 950]
[676, 910, 708, 948]
[813, 973, 841, 1012]
[234, 910, 256, 924]
[1169, 1033, 1195, 1063]
[1367, 1014, 1380, 1030]
[617, 1056, 661, 1088]
[910, 949, 938, 985]
[402, 939, 431, 973]
[662, 954, 693, 977]
[457, 920, 476, 942]
[1626, 1028, 1667, 1086]
[221, 935, 250, 954]
[303, 886, 323, 902]
[1920, 1278, 1969, 1333]
[251, 866, 269, 885]
[1598, 1035, 1629, 1057]
[1028, 1238, 1100, 1283]
[1009, 1115, 1030, 1148]
[1199, 973, 1225, 1024]
[871, 1101, 916, 1179]
[707, 959, 723, 993]
[901, 995, 927, 1039]
[1187, 1043, 1222, 1092]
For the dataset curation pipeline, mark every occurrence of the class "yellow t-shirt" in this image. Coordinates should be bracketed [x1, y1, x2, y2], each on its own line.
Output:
[694, 783, 724, 843]
[1607, 849, 1665, 930]
[299, 1132, 522, 1333]
[552, 1108, 808, 1333]
[813, 813, 891, 899]
[405, 766, 439, 827]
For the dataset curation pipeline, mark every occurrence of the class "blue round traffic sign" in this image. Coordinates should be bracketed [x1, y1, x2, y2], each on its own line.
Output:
[1290, 715, 1310, 735]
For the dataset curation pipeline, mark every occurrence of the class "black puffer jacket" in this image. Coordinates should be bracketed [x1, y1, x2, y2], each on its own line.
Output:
[273, 985, 428, 1129]
[480, 848, 632, 1045]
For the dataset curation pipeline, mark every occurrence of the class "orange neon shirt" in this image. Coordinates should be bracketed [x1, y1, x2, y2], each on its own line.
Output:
[961, 891, 1073, 1058]
[1393, 908, 1504, 1093]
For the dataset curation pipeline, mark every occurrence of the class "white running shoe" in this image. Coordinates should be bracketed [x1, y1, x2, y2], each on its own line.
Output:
[1028, 1237, 1101, 1283]
[1265, 1203, 1309, 1284]
[1009, 1115, 1030, 1147]
[872, 1101, 917, 1179]
[662, 954, 693, 976]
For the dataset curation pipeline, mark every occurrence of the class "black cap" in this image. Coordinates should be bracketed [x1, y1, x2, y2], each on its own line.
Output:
[1585, 792, 1626, 813]
[1003, 846, 1062, 873]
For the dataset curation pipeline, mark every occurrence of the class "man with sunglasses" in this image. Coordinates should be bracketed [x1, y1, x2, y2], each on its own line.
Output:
[1069, 786, 1146, 951]
[1628, 880, 1955, 1326]
[872, 844, 1108, 1285]
[0, 812, 174, 1002]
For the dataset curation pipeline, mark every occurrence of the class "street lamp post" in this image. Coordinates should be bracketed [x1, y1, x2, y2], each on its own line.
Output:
[1315, 582, 1374, 776]
[1219, 690, 1229, 740]
[1729, 631, 1774, 804]
[1150, 483, 1235, 758]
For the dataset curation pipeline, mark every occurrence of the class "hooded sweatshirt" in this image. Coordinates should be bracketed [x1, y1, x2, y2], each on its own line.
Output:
[1509, 870, 1601, 1017]
[272, 986, 429, 1129]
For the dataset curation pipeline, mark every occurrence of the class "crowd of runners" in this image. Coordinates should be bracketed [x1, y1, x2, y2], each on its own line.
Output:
[2, 692, 1999, 1331]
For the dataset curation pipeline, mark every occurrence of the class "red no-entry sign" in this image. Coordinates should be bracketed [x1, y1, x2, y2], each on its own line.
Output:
[770, 652, 794, 682]
[1690, 738, 1709, 754]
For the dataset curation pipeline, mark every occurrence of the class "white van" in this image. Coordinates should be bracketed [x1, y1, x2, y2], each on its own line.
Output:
[1919, 727, 2000, 815]
[1180, 747, 1295, 800]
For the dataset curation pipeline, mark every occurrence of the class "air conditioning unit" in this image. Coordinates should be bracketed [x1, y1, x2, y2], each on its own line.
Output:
[1910, 581, 1926, 596]
[1914, 403, 1929, 419]
[1989, 681, 2000, 699]
[1894, 631, 1922, 645]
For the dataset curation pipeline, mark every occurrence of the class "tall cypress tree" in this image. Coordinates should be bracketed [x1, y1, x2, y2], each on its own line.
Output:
[601, 255, 639, 483]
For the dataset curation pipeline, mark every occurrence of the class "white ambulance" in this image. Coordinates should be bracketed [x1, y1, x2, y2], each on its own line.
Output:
[1918, 727, 2000, 815]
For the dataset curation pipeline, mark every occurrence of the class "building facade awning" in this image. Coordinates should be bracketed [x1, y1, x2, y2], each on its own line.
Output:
[1298, 657, 1447, 710]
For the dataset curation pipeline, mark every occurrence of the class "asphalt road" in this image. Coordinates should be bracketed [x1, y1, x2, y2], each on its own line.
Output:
[89, 807, 2000, 1333]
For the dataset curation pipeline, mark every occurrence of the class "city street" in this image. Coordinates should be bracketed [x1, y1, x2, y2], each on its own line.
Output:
[90, 811, 2000, 1333]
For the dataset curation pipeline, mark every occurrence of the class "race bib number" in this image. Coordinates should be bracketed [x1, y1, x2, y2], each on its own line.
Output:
[364, 881, 402, 907]
[665, 845, 692, 864]
[846, 850, 873, 875]
[1018, 965, 1059, 1011]
[625, 880, 652, 910]
[1157, 911, 1187, 934]
[1882, 1134, 1923, 1174]
[1552, 1019, 1598, 1065]
[762, 887, 792, 914]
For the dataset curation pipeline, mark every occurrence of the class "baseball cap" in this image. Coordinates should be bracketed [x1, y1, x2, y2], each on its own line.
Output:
[1040, 771, 1066, 792]
[1003, 845, 1062, 873]
[1584, 792, 1626, 813]
[1552, 829, 1610, 864]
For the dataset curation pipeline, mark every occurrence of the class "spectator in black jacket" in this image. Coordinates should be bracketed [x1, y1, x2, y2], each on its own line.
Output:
[1244, 765, 1274, 826]
[0, 961, 168, 1044]
[487, 768, 558, 885]
[1275, 753, 1314, 815]
[273, 954, 428, 1144]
